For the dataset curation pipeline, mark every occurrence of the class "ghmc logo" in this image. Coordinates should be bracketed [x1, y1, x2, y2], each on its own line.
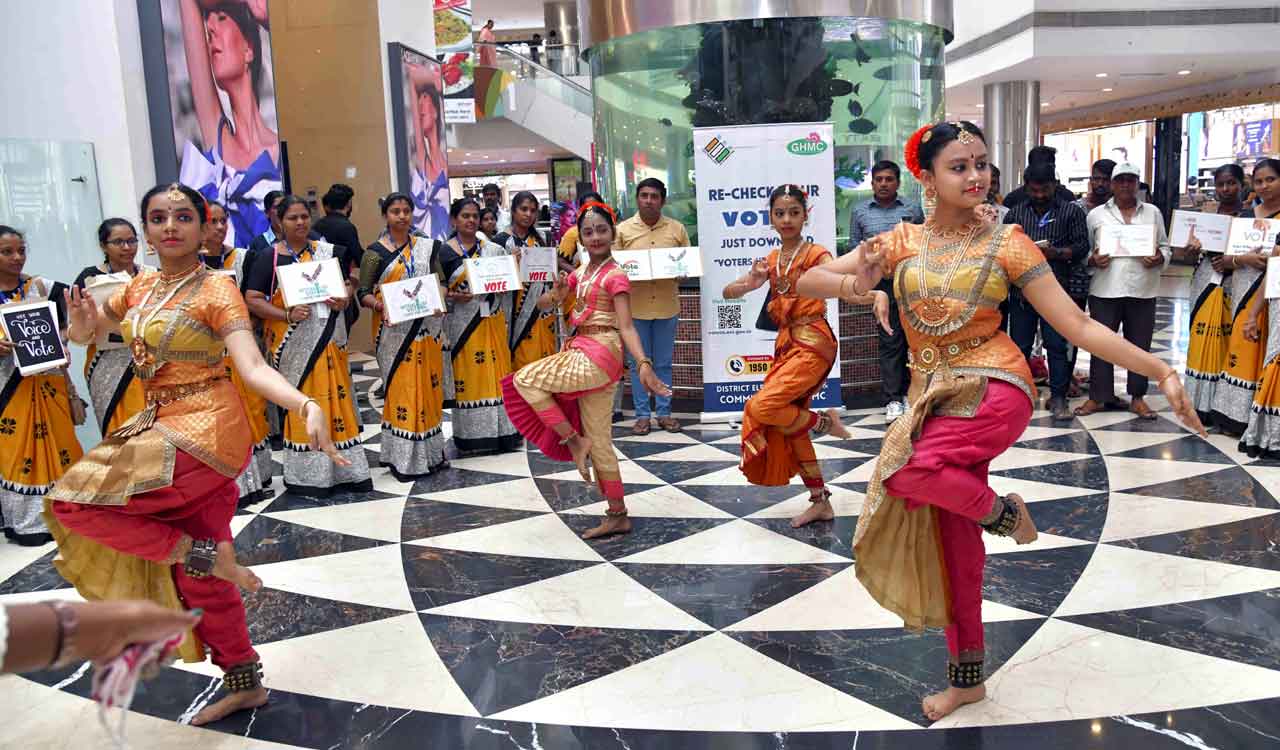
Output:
[703, 136, 733, 164]
[786, 132, 828, 156]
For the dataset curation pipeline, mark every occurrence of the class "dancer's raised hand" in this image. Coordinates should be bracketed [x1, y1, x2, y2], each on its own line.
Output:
[871, 289, 894, 335]
[64, 286, 100, 337]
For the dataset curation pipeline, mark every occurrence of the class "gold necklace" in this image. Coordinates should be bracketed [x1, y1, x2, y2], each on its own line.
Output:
[574, 258, 611, 314]
[775, 240, 808, 295]
[924, 218, 981, 240]
[916, 223, 979, 327]
[128, 264, 205, 380]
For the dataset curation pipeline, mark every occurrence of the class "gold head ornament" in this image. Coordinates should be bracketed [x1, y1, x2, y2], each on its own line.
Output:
[166, 184, 186, 205]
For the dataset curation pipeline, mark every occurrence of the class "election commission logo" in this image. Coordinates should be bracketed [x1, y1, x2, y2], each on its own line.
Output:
[703, 136, 733, 163]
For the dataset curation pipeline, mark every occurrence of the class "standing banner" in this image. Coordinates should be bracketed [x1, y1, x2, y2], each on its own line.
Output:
[434, 0, 477, 123]
[387, 44, 451, 239]
[694, 123, 840, 419]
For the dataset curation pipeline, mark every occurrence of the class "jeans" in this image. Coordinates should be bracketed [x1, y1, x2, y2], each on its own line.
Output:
[875, 278, 909, 402]
[628, 315, 676, 419]
[1008, 291, 1070, 399]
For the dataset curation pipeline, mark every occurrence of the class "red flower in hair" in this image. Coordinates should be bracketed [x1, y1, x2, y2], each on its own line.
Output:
[904, 124, 932, 180]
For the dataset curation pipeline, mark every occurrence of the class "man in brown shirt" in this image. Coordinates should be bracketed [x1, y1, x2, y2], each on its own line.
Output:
[615, 177, 690, 433]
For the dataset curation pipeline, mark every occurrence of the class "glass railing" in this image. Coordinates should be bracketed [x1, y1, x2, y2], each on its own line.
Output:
[475, 43, 593, 117]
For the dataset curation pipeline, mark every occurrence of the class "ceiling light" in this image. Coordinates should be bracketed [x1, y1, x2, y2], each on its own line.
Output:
[1102, 87, 1113, 92]
[1095, 73, 1108, 78]
[1040, 101, 1049, 106]
[528, 148, 536, 152]
[976, 103, 984, 109]
[1177, 69, 1191, 76]
[465, 152, 471, 156]
[499, 159, 507, 163]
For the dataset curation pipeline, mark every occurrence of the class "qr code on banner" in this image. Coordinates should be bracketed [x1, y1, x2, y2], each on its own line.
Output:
[717, 304, 743, 330]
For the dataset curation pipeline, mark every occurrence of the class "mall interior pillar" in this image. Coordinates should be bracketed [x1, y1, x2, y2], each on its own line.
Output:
[1152, 116, 1183, 225]
[983, 81, 1040, 195]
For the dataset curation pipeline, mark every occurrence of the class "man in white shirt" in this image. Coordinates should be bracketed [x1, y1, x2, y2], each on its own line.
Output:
[1076, 162, 1171, 419]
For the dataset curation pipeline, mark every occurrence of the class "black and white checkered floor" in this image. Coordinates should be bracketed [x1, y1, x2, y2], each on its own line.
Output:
[4, 297, 1280, 749]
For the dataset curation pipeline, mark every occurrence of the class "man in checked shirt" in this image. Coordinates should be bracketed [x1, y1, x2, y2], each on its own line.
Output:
[847, 160, 924, 423]
[1003, 162, 1090, 421]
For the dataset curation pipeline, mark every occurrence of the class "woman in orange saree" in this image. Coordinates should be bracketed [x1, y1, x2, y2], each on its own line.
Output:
[722, 185, 852, 528]
[799, 121, 1205, 722]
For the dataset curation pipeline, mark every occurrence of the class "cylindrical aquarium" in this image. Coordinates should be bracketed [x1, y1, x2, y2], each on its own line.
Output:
[586, 16, 946, 250]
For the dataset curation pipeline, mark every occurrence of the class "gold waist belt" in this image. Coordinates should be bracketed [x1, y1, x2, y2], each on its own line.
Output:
[908, 334, 995, 375]
[144, 377, 225, 408]
[788, 315, 826, 327]
[575, 325, 617, 336]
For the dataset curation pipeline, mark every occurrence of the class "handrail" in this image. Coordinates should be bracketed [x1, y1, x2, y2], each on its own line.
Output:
[475, 42, 591, 96]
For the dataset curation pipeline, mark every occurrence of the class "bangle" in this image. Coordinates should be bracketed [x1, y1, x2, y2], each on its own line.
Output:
[1156, 369, 1178, 389]
[297, 397, 319, 416]
[45, 601, 78, 668]
[638, 358, 654, 370]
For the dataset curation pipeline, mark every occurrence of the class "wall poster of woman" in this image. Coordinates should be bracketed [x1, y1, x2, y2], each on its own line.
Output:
[389, 44, 452, 241]
[152, 0, 283, 249]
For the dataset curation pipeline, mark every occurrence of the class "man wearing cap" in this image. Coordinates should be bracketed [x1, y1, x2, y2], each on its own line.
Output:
[1077, 162, 1171, 419]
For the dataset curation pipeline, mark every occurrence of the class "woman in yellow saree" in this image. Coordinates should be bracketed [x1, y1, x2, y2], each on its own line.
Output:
[200, 200, 272, 505]
[495, 190, 559, 370]
[1241, 243, 1280, 458]
[798, 121, 1205, 722]
[1181, 164, 1242, 422]
[440, 197, 522, 455]
[73, 219, 148, 437]
[358, 192, 448, 478]
[721, 185, 852, 529]
[1209, 159, 1279, 435]
[0, 226, 81, 546]
[244, 196, 371, 496]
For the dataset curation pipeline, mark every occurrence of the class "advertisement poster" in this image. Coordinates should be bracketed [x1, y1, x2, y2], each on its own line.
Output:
[693, 123, 840, 417]
[388, 44, 451, 240]
[434, 0, 476, 123]
[143, 0, 283, 248]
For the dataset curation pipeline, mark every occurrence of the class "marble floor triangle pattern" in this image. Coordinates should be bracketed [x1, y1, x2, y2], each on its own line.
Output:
[8, 295, 1280, 748]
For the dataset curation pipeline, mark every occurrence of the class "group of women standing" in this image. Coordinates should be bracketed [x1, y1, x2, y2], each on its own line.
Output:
[1183, 160, 1280, 459]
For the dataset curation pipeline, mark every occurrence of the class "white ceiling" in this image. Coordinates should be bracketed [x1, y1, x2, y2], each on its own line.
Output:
[945, 21, 1280, 126]
[471, 0, 546, 31]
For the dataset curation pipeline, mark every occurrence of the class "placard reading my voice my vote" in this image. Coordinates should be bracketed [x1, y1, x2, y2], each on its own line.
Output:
[0, 300, 68, 375]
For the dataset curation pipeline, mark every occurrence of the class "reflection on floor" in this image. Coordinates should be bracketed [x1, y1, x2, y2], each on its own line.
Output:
[5, 296, 1280, 749]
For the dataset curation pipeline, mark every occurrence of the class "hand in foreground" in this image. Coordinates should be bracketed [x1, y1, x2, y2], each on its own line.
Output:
[303, 401, 352, 467]
[75, 601, 201, 666]
[324, 295, 349, 311]
[1159, 373, 1207, 437]
[64, 286, 101, 335]
[871, 289, 894, 335]
[1092, 252, 1112, 269]
[748, 258, 770, 284]
[639, 366, 673, 399]
[288, 305, 311, 323]
[0, 335, 11, 357]
[1243, 315, 1262, 342]
[1141, 251, 1164, 269]
[1210, 254, 1230, 274]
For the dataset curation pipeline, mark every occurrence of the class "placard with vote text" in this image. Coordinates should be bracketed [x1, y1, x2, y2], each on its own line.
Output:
[1169, 210, 1231, 253]
[0, 300, 68, 375]
[518, 247, 558, 283]
[464, 255, 521, 294]
[1227, 217, 1280, 256]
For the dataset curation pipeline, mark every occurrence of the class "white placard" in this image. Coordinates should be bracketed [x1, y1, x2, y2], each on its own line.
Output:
[381, 275, 446, 324]
[276, 257, 347, 308]
[693, 122, 841, 416]
[612, 250, 653, 281]
[464, 255, 520, 294]
[518, 247, 558, 283]
[84, 273, 129, 348]
[1170, 210, 1232, 253]
[1098, 224, 1156, 258]
[1227, 217, 1280, 256]
[1267, 257, 1280, 299]
[649, 246, 704, 279]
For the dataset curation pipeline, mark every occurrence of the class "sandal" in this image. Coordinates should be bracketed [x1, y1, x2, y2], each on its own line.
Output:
[631, 419, 652, 436]
[657, 417, 682, 433]
[1073, 398, 1129, 417]
[1130, 398, 1158, 420]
